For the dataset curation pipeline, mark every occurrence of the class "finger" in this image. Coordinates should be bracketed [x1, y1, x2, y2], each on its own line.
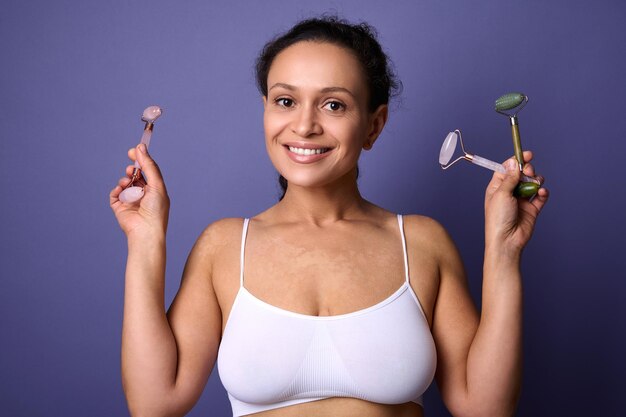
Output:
[110, 184, 121, 198]
[503, 151, 533, 167]
[128, 147, 137, 163]
[535, 175, 545, 186]
[109, 183, 124, 206]
[134, 144, 166, 189]
[522, 150, 534, 164]
[499, 158, 521, 192]
[521, 150, 537, 177]
[485, 168, 505, 199]
[121, 165, 147, 188]
[125, 164, 145, 181]
[529, 187, 549, 212]
[485, 158, 518, 202]
[523, 162, 536, 178]
[118, 176, 132, 188]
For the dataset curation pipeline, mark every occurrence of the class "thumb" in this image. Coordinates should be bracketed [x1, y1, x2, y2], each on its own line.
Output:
[135, 144, 165, 188]
[500, 158, 521, 192]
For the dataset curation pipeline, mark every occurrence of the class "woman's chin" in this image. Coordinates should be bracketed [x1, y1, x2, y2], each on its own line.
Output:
[281, 177, 329, 190]
[279, 171, 357, 191]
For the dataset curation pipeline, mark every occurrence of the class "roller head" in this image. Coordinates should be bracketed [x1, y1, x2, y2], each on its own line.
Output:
[142, 106, 162, 123]
[119, 186, 144, 204]
[439, 131, 458, 165]
[514, 181, 540, 198]
[495, 93, 526, 112]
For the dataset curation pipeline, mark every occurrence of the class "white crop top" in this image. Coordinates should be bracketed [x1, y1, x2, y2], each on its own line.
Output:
[217, 215, 436, 416]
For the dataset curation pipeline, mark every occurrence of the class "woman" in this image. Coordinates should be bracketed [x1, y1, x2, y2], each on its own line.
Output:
[110, 17, 549, 417]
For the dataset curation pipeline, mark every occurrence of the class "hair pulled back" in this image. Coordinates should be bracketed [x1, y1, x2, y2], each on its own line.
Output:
[255, 16, 401, 199]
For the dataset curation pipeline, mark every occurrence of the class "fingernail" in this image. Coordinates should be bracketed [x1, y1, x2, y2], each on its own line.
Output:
[138, 144, 146, 153]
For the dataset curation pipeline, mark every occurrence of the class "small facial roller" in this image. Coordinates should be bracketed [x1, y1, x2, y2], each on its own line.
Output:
[119, 106, 163, 204]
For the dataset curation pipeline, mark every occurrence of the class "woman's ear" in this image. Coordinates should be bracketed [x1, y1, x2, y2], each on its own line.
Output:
[363, 104, 388, 150]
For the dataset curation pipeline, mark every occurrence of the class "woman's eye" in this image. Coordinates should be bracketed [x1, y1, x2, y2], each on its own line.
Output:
[323, 101, 345, 112]
[275, 98, 294, 108]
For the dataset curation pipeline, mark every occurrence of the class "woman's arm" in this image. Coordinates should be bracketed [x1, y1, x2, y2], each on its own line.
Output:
[427, 152, 549, 417]
[111, 145, 222, 417]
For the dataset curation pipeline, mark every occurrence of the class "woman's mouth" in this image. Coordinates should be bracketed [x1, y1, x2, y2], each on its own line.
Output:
[288, 146, 330, 155]
[284, 145, 333, 163]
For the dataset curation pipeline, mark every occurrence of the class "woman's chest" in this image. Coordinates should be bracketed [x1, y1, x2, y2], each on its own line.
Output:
[217, 280, 437, 408]
[212, 239, 439, 336]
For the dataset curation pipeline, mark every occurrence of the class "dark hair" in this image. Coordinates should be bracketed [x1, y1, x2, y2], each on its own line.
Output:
[256, 16, 401, 200]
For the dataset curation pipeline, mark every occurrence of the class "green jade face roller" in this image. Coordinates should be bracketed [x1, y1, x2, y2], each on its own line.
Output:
[495, 92, 541, 198]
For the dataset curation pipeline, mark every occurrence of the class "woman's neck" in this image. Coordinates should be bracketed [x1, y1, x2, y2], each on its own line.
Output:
[274, 173, 370, 225]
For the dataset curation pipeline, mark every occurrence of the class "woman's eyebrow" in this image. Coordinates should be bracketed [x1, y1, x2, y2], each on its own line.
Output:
[269, 83, 356, 99]
[269, 83, 296, 92]
[320, 86, 356, 99]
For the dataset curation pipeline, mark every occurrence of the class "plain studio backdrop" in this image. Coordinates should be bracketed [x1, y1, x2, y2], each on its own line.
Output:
[1, 1, 624, 416]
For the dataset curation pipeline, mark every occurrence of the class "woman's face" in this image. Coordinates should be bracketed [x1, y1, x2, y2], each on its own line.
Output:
[263, 41, 387, 190]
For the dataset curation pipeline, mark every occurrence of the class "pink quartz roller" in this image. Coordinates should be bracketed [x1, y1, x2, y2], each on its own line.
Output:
[439, 129, 539, 184]
[119, 106, 163, 204]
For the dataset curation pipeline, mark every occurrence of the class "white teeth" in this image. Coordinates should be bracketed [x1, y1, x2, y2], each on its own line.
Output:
[288, 146, 329, 156]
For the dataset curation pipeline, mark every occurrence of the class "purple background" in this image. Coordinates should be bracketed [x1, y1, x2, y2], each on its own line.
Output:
[1, 1, 624, 416]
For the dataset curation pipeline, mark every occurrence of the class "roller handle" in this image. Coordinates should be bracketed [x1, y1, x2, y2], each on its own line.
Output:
[472, 154, 539, 184]
[133, 125, 154, 169]
[472, 154, 506, 173]
[510, 118, 524, 171]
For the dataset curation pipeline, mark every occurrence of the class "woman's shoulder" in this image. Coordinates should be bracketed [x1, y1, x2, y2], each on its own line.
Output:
[401, 213, 446, 233]
[192, 217, 246, 255]
[401, 214, 458, 258]
[201, 217, 246, 235]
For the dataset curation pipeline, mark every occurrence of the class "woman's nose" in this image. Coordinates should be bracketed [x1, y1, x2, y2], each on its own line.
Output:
[291, 105, 322, 137]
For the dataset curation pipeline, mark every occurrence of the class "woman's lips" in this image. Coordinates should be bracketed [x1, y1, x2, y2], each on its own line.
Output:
[284, 145, 333, 163]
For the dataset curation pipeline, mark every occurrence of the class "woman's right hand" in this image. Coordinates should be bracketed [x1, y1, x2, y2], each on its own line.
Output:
[109, 143, 170, 239]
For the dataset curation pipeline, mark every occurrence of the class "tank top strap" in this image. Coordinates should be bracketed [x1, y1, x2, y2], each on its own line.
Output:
[397, 214, 411, 284]
[239, 218, 250, 288]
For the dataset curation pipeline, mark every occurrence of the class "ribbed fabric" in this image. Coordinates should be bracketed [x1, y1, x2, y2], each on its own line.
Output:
[276, 323, 367, 401]
[217, 215, 436, 416]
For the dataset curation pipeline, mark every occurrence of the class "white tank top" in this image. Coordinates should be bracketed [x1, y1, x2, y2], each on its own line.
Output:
[217, 215, 436, 416]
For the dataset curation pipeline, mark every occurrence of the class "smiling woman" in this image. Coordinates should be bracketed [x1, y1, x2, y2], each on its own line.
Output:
[255, 18, 399, 200]
[109, 16, 549, 417]
[262, 41, 387, 193]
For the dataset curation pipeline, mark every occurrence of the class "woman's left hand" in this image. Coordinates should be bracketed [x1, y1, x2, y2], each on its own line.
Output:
[484, 150, 549, 256]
